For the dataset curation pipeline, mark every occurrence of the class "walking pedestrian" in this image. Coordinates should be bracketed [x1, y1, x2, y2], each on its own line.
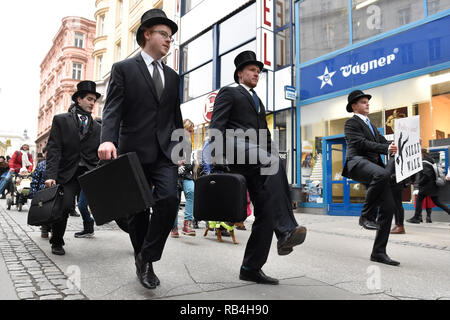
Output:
[45, 80, 101, 255]
[407, 149, 450, 223]
[171, 119, 196, 238]
[98, 9, 182, 290]
[29, 147, 52, 238]
[342, 90, 400, 266]
[208, 50, 307, 284]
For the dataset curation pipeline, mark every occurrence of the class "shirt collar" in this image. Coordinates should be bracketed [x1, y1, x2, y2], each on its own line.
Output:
[239, 83, 253, 93]
[141, 50, 162, 69]
[354, 113, 368, 122]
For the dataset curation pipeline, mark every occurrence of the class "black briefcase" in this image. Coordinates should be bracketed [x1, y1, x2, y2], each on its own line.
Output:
[78, 152, 154, 226]
[27, 185, 64, 226]
[194, 173, 247, 222]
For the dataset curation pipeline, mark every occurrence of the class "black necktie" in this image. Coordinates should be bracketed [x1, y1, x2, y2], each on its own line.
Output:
[152, 60, 164, 99]
[250, 89, 260, 113]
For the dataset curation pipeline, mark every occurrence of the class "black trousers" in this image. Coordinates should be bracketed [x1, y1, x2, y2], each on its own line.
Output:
[392, 184, 405, 226]
[50, 167, 86, 246]
[414, 193, 450, 216]
[127, 153, 178, 263]
[348, 158, 395, 255]
[230, 161, 298, 270]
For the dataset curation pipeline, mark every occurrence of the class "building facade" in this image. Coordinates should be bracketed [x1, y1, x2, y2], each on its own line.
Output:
[93, 0, 177, 113]
[36, 17, 96, 153]
[294, 0, 450, 215]
[179, 0, 298, 183]
[0, 130, 37, 162]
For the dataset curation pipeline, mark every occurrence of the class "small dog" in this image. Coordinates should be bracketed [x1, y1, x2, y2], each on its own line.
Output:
[204, 221, 239, 244]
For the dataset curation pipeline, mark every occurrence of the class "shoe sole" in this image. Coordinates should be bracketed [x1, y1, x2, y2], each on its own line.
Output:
[52, 250, 65, 256]
[74, 233, 94, 238]
[239, 274, 279, 285]
[182, 231, 196, 236]
[278, 227, 307, 253]
[370, 257, 400, 266]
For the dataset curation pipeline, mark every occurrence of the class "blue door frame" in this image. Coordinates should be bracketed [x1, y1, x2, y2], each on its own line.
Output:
[323, 135, 363, 216]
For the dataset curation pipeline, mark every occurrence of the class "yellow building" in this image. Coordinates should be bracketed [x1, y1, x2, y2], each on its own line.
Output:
[93, 0, 179, 113]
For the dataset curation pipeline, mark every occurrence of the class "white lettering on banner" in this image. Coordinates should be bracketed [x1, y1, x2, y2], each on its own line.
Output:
[340, 48, 398, 78]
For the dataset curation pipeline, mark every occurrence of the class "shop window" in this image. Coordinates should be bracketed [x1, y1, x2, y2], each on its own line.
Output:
[181, 30, 213, 73]
[182, 62, 213, 103]
[275, 109, 295, 184]
[219, 3, 256, 55]
[299, 0, 349, 63]
[427, 0, 450, 15]
[276, 28, 291, 69]
[220, 40, 256, 86]
[351, 0, 424, 44]
[183, 0, 205, 15]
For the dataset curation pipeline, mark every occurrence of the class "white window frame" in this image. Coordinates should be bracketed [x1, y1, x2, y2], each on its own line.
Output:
[72, 63, 83, 80]
[74, 32, 84, 48]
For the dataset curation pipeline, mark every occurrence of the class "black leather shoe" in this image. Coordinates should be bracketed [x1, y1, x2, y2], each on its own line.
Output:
[359, 216, 378, 230]
[406, 217, 422, 224]
[277, 226, 307, 255]
[136, 255, 160, 289]
[239, 266, 279, 285]
[370, 253, 400, 266]
[51, 246, 65, 256]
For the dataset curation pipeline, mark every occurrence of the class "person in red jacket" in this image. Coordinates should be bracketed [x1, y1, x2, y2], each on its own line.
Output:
[9, 144, 34, 173]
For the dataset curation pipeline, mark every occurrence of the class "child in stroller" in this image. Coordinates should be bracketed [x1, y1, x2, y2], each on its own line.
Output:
[6, 168, 32, 212]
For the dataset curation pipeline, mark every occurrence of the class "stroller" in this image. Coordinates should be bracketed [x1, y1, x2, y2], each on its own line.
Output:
[6, 169, 32, 212]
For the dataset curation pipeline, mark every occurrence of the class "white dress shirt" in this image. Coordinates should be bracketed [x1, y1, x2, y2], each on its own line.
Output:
[141, 50, 165, 87]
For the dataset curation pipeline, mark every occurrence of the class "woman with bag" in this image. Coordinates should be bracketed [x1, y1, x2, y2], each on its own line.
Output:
[407, 149, 450, 223]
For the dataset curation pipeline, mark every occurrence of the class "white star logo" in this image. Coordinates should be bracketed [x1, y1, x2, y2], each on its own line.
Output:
[317, 67, 336, 89]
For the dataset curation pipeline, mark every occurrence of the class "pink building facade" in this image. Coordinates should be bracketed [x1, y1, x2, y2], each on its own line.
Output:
[36, 17, 96, 153]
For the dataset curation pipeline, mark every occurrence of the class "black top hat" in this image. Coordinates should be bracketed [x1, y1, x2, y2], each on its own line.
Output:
[346, 90, 372, 112]
[136, 9, 178, 47]
[233, 51, 264, 84]
[72, 81, 101, 103]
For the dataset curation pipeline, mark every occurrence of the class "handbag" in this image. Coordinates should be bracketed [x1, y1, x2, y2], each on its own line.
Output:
[27, 185, 64, 226]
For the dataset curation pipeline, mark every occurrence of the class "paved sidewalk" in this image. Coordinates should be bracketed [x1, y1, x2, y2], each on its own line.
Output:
[1, 198, 450, 300]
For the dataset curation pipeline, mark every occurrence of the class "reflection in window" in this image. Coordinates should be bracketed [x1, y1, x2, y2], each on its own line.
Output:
[427, 0, 450, 15]
[276, 28, 291, 69]
[219, 3, 256, 55]
[184, 0, 204, 15]
[181, 30, 213, 73]
[276, 0, 292, 28]
[351, 0, 423, 44]
[220, 40, 256, 86]
[182, 62, 213, 103]
[299, 0, 349, 63]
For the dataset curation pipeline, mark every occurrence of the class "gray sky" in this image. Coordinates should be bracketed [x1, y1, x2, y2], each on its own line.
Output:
[0, 0, 96, 140]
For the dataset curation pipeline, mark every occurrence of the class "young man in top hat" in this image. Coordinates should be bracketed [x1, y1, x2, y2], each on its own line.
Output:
[342, 90, 400, 266]
[45, 80, 101, 255]
[208, 51, 307, 285]
[98, 9, 183, 290]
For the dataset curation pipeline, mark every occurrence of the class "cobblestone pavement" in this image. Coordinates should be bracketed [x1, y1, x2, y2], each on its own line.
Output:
[0, 203, 98, 300]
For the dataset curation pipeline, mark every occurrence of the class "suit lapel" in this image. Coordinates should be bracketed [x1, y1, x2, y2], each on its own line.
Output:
[238, 85, 259, 115]
[353, 115, 376, 141]
[135, 54, 159, 102]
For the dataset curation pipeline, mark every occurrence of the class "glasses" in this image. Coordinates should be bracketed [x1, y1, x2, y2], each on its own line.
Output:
[151, 30, 174, 43]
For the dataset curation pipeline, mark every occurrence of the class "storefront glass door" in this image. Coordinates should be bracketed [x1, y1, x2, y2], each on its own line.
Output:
[326, 137, 365, 215]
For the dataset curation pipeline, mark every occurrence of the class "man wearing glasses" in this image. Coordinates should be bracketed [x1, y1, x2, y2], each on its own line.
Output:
[98, 9, 183, 290]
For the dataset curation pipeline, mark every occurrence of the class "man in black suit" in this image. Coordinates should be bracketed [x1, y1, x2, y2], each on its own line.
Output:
[45, 81, 101, 256]
[98, 9, 182, 290]
[342, 90, 400, 266]
[209, 51, 307, 285]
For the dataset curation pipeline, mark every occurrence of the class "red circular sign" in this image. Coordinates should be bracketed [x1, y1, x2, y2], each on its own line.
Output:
[203, 92, 217, 123]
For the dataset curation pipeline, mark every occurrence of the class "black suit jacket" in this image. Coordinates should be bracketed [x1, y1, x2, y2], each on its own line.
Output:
[209, 85, 272, 164]
[46, 111, 101, 184]
[101, 53, 183, 164]
[342, 115, 390, 178]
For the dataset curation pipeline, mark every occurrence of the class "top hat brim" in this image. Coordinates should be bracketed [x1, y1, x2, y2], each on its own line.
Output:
[346, 93, 372, 112]
[136, 17, 178, 45]
[72, 90, 101, 103]
[233, 60, 264, 84]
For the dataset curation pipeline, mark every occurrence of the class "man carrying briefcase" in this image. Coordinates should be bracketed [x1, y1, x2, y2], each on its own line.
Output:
[208, 51, 307, 285]
[45, 80, 101, 255]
